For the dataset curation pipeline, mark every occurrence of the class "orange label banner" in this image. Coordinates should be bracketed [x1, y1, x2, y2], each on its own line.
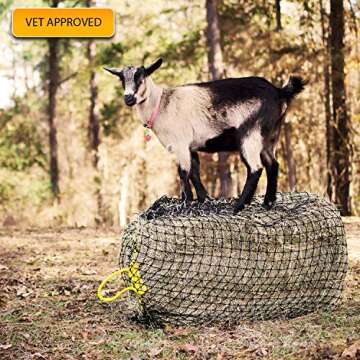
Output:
[12, 8, 115, 38]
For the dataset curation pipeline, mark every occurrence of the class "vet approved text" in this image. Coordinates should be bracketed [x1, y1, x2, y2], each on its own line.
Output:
[12, 8, 115, 38]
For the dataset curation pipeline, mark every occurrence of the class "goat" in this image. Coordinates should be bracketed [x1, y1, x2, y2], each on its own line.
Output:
[105, 58, 305, 213]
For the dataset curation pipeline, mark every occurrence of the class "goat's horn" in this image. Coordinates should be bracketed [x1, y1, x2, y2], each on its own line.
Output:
[103, 67, 121, 76]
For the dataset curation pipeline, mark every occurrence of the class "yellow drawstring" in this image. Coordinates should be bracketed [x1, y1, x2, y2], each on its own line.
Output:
[97, 262, 148, 303]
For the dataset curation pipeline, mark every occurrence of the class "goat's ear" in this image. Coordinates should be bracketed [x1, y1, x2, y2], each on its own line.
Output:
[103, 67, 122, 77]
[144, 58, 163, 76]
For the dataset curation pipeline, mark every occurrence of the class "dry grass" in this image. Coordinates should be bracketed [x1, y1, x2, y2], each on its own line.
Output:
[0, 222, 359, 360]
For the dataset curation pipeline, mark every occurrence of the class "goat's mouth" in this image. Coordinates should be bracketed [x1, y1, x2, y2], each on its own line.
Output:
[124, 95, 137, 107]
[125, 99, 136, 106]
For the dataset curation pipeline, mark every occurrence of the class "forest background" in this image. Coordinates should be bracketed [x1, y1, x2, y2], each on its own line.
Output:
[0, 0, 358, 228]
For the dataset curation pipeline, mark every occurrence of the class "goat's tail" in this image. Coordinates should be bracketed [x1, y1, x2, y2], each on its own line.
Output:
[280, 76, 306, 103]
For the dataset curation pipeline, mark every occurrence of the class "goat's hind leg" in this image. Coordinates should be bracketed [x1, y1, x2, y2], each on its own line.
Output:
[234, 136, 264, 213]
[261, 150, 279, 209]
[189, 152, 208, 202]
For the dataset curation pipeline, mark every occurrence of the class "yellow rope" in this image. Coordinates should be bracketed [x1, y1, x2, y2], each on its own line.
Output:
[97, 262, 148, 303]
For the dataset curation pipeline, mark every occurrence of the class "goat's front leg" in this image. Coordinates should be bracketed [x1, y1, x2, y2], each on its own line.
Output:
[176, 148, 193, 203]
[178, 166, 193, 203]
[190, 152, 208, 202]
[234, 167, 262, 213]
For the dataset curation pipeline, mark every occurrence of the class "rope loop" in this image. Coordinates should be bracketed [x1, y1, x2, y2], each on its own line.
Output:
[97, 262, 148, 303]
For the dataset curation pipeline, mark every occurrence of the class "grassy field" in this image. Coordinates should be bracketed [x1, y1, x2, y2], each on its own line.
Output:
[0, 220, 359, 360]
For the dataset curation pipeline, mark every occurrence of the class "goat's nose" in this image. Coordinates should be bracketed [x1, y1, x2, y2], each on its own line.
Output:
[124, 94, 136, 106]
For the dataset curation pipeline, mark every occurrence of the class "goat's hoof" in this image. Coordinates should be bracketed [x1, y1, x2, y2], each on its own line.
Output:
[180, 199, 192, 207]
[262, 201, 275, 210]
[233, 203, 245, 214]
[198, 195, 211, 203]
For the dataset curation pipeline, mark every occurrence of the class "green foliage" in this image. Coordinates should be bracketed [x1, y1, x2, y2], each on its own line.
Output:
[0, 104, 46, 171]
[0, 0, 12, 18]
[0, 0, 358, 222]
[99, 42, 126, 66]
[0, 180, 14, 204]
[100, 85, 123, 137]
[161, 29, 204, 68]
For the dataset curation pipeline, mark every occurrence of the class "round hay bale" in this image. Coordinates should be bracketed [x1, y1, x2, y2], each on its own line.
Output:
[119, 192, 348, 326]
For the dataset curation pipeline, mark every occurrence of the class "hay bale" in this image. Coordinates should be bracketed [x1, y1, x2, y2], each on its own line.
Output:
[119, 192, 348, 326]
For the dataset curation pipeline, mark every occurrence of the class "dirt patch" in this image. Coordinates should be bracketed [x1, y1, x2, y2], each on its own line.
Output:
[0, 224, 359, 359]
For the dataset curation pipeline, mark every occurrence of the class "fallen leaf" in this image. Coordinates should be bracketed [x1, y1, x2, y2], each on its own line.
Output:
[0, 264, 9, 271]
[16, 286, 33, 298]
[178, 344, 198, 353]
[149, 347, 163, 357]
[0, 344, 12, 350]
[167, 326, 192, 337]
[31, 353, 47, 359]
[64, 356, 77, 360]
[26, 258, 39, 265]
[342, 340, 360, 359]
[22, 333, 31, 340]
[80, 268, 96, 275]
[255, 347, 268, 357]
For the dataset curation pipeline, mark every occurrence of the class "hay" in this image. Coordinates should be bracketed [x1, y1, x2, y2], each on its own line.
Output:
[119, 192, 348, 326]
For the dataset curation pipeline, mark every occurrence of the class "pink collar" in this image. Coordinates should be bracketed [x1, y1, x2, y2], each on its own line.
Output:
[145, 89, 163, 129]
[144, 89, 163, 142]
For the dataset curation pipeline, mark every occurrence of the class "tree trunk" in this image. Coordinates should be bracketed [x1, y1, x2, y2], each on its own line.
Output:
[137, 135, 148, 211]
[283, 121, 297, 190]
[329, 0, 352, 215]
[86, 0, 103, 222]
[320, 0, 334, 201]
[275, 0, 282, 31]
[119, 170, 129, 228]
[206, 0, 224, 80]
[47, 0, 60, 197]
[87, 42, 100, 168]
[206, 0, 232, 198]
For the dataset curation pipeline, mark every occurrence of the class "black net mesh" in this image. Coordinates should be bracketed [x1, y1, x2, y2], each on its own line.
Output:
[119, 192, 348, 326]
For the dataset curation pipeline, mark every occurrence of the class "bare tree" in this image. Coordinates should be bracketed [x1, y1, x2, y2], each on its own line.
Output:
[87, 45, 100, 167]
[320, 0, 333, 201]
[275, 0, 282, 31]
[86, 0, 103, 222]
[329, 0, 352, 215]
[283, 121, 297, 190]
[206, 0, 232, 198]
[47, 0, 61, 197]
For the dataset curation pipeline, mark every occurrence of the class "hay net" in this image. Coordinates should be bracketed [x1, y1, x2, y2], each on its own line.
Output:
[119, 192, 348, 326]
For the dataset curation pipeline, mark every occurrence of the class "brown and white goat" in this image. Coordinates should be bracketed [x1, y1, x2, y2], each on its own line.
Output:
[105, 58, 305, 213]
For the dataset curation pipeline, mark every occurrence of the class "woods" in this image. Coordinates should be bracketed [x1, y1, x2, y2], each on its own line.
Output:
[0, 0, 358, 226]
[206, 0, 232, 198]
[47, 0, 61, 198]
[330, 0, 352, 215]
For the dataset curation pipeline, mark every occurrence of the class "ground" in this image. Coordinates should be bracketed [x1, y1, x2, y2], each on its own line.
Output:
[0, 220, 359, 360]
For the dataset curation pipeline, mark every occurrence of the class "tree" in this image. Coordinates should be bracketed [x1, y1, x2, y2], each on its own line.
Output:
[271, 0, 296, 191]
[320, 0, 333, 201]
[329, 0, 352, 215]
[206, 0, 232, 198]
[86, 0, 103, 222]
[47, 0, 61, 197]
[283, 120, 297, 190]
[275, 0, 282, 31]
[87, 38, 100, 169]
